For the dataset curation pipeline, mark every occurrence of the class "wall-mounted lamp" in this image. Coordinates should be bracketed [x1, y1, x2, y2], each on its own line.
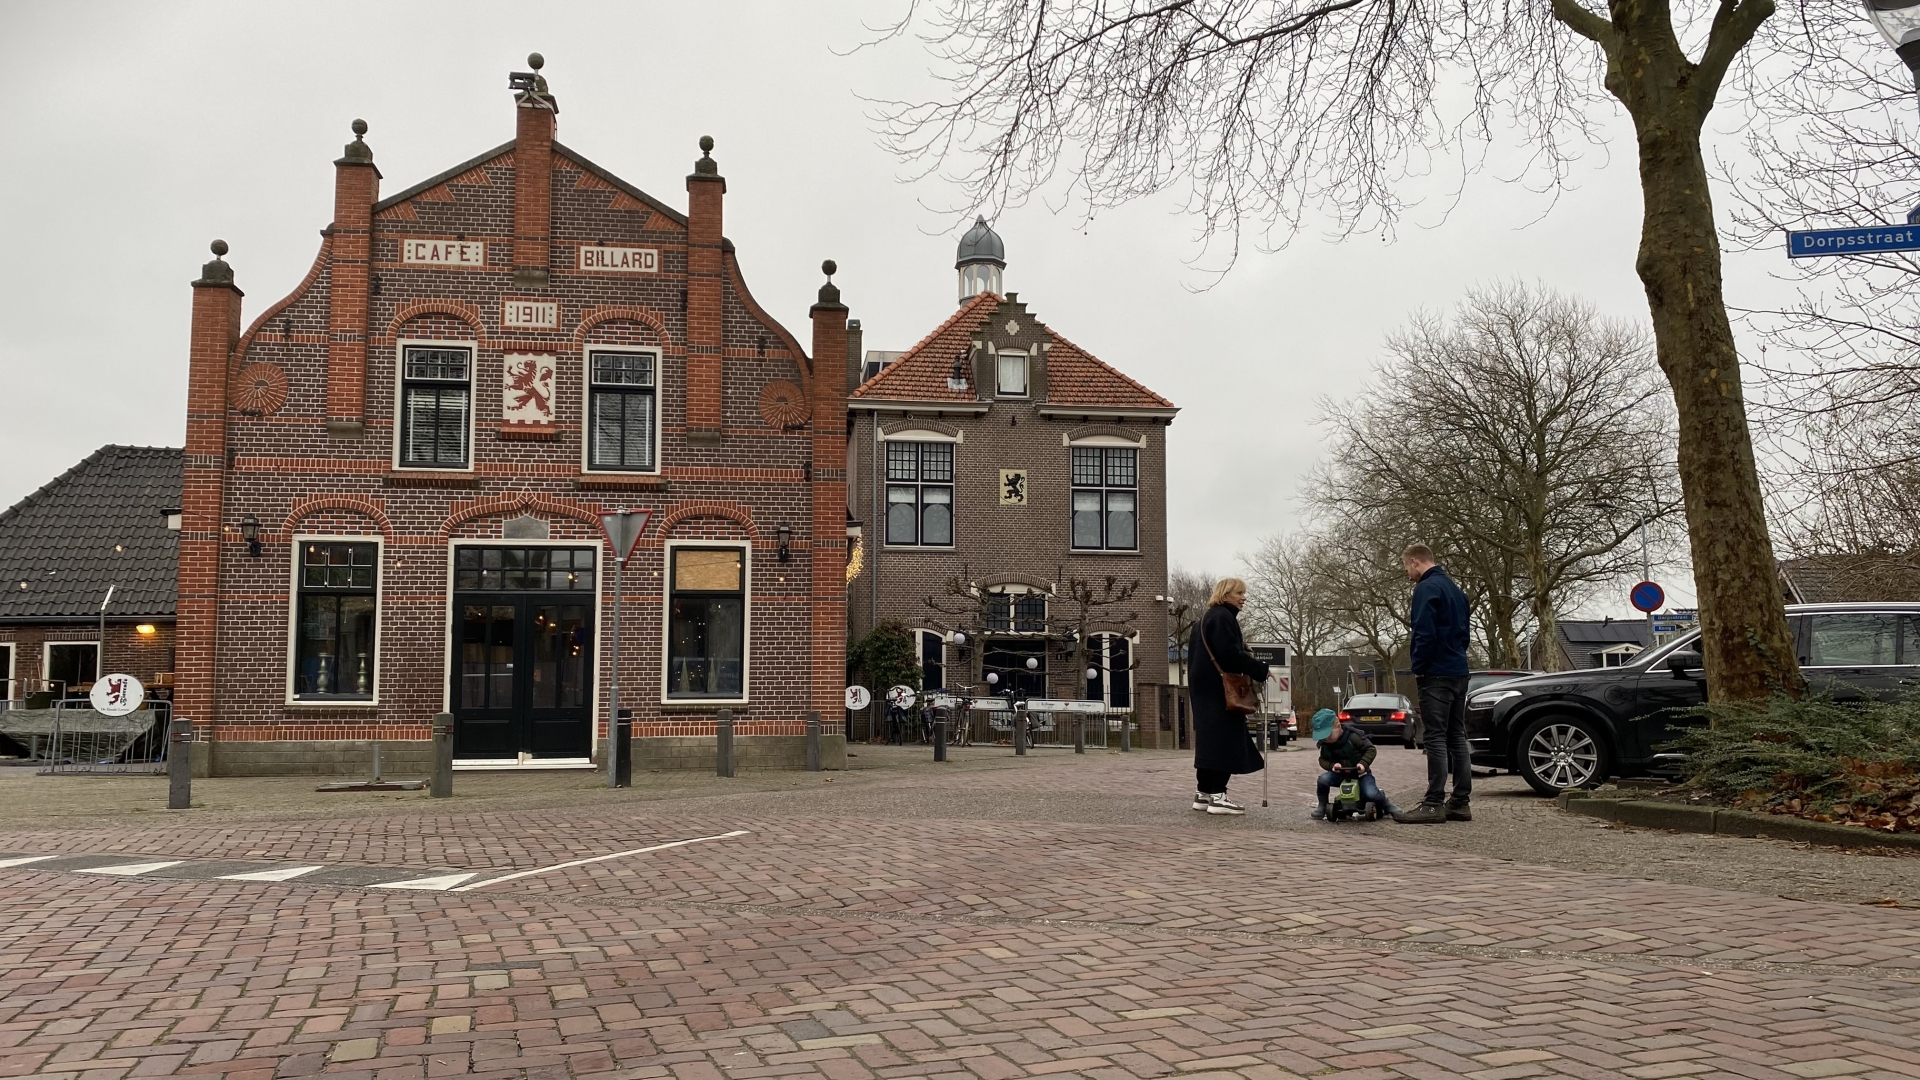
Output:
[1025, 657, 1039, 670]
[777, 524, 792, 563]
[136, 623, 158, 637]
[240, 514, 261, 558]
[1086, 666, 1099, 681]
[949, 631, 968, 647]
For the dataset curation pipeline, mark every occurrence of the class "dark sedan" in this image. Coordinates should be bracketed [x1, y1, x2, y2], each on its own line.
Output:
[1338, 693, 1416, 746]
[1467, 603, 1920, 795]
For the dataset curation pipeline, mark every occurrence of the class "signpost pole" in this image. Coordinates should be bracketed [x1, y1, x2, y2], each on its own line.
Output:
[609, 548, 622, 787]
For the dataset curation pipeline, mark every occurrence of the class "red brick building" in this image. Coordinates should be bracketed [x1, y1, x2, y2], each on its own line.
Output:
[177, 58, 848, 774]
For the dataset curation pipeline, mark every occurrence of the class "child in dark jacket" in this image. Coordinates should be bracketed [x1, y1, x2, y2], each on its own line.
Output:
[1309, 708, 1400, 820]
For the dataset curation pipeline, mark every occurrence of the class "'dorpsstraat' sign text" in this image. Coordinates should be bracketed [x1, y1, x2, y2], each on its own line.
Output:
[1786, 225, 1920, 259]
[578, 246, 658, 273]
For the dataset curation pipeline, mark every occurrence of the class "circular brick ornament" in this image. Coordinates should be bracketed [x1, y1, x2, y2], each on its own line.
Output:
[233, 362, 289, 415]
[759, 380, 810, 429]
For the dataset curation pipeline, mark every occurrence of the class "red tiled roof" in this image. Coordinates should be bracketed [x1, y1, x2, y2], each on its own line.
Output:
[852, 294, 1175, 411]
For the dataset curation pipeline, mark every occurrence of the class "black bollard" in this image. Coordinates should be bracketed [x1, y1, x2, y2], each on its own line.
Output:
[167, 718, 193, 809]
[804, 711, 822, 772]
[615, 708, 632, 787]
[716, 710, 735, 778]
[933, 713, 948, 762]
[1014, 707, 1028, 756]
[431, 713, 454, 798]
[1074, 715, 1086, 754]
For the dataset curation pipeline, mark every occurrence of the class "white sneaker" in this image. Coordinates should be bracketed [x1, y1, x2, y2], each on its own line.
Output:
[1205, 793, 1246, 816]
[1191, 791, 1210, 811]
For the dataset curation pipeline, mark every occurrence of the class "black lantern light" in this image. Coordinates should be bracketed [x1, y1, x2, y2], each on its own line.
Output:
[777, 523, 792, 563]
[239, 514, 261, 558]
[1868, 1, 1920, 81]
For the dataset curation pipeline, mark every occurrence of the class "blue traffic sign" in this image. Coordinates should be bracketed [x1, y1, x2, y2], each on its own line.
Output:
[1631, 581, 1665, 613]
[1786, 225, 1920, 259]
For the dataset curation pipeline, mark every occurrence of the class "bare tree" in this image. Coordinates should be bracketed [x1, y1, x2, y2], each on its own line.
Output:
[1308, 282, 1681, 671]
[1310, 522, 1413, 694]
[1240, 530, 1339, 690]
[874, 0, 1817, 699]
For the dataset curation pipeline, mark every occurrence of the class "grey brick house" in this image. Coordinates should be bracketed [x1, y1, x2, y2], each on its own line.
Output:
[844, 221, 1179, 744]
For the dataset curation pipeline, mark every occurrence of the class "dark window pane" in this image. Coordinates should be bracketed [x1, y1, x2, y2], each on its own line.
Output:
[337, 596, 376, 696]
[1072, 448, 1104, 486]
[921, 486, 953, 546]
[1106, 491, 1137, 550]
[1808, 614, 1900, 666]
[1110, 637, 1132, 707]
[457, 549, 480, 569]
[921, 632, 944, 691]
[668, 596, 745, 697]
[887, 486, 918, 544]
[986, 595, 1011, 632]
[591, 352, 655, 386]
[405, 347, 470, 381]
[919, 443, 953, 482]
[886, 442, 919, 481]
[456, 569, 480, 589]
[296, 595, 339, 695]
[1072, 491, 1103, 548]
[1106, 449, 1137, 488]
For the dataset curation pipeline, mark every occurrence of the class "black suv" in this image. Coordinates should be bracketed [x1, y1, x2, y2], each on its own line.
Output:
[1468, 603, 1920, 795]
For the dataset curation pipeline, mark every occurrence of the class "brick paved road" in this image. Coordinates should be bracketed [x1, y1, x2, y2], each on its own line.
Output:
[3, 752, 1918, 1080]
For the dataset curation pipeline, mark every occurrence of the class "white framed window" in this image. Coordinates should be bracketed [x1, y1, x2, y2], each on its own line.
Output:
[43, 641, 97, 696]
[662, 543, 750, 702]
[1071, 446, 1138, 551]
[287, 536, 383, 704]
[996, 351, 1028, 397]
[885, 440, 955, 547]
[0, 642, 13, 701]
[395, 341, 476, 469]
[1086, 633, 1134, 707]
[585, 349, 660, 472]
[915, 629, 946, 691]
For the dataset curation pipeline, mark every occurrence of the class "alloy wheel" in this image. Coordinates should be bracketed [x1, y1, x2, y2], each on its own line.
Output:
[1526, 723, 1600, 790]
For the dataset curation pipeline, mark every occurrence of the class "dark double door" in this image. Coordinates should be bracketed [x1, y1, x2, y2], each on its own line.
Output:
[453, 592, 595, 759]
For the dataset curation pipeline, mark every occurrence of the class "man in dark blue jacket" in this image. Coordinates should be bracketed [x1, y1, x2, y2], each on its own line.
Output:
[1394, 543, 1473, 824]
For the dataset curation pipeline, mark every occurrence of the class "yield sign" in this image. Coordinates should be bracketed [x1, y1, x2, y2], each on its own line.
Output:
[599, 509, 652, 565]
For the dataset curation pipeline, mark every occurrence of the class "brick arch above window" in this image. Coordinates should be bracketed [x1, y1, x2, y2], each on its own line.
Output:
[1062, 424, 1146, 447]
[658, 501, 758, 541]
[438, 492, 604, 542]
[284, 495, 393, 539]
[575, 305, 671, 348]
[978, 574, 1054, 594]
[389, 300, 484, 340]
[880, 419, 963, 440]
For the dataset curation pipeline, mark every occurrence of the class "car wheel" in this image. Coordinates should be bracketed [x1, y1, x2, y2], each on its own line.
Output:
[1517, 715, 1610, 796]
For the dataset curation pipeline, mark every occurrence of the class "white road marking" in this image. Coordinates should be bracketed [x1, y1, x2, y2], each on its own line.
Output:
[368, 872, 480, 891]
[450, 830, 750, 892]
[0, 855, 59, 870]
[75, 861, 184, 876]
[220, 865, 326, 882]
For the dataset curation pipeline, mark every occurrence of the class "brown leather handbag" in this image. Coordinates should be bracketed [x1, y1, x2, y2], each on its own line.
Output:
[1202, 628, 1259, 715]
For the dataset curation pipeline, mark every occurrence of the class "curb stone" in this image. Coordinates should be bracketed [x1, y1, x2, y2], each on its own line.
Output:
[1557, 790, 1920, 851]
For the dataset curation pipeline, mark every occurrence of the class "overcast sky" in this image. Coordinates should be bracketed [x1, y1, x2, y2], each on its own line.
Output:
[0, 1, 1815, 620]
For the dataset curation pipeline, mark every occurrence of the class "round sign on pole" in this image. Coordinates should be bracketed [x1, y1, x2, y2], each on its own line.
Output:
[1630, 581, 1665, 614]
[886, 685, 916, 708]
[90, 674, 145, 716]
[844, 685, 873, 711]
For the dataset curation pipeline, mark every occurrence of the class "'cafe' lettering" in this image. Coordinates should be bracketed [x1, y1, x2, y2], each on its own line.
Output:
[578, 245, 659, 273]
[401, 239, 487, 266]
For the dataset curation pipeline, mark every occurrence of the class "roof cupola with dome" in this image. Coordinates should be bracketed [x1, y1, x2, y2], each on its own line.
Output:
[955, 215, 1005, 303]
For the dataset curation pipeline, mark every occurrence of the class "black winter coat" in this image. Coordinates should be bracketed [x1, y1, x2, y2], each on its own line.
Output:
[1189, 602, 1272, 774]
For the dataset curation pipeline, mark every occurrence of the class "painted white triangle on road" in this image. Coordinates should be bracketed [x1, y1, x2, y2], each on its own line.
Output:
[0, 855, 59, 870]
[75, 861, 184, 876]
[220, 865, 325, 882]
[368, 872, 479, 891]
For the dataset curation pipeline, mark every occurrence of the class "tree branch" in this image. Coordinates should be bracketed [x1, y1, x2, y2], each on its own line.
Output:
[1547, 0, 1616, 51]
[1694, 0, 1777, 113]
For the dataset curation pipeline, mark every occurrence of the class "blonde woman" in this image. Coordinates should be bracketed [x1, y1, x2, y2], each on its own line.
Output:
[1188, 577, 1271, 815]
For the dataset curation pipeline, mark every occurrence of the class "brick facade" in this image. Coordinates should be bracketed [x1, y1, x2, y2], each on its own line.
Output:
[847, 278, 1178, 746]
[176, 63, 846, 770]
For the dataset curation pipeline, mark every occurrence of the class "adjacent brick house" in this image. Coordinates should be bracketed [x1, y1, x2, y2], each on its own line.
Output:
[845, 220, 1179, 744]
[0, 446, 181, 709]
[177, 57, 849, 774]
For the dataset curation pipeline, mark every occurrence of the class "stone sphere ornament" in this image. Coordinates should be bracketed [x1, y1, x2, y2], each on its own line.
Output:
[758, 380, 810, 429]
[232, 363, 289, 415]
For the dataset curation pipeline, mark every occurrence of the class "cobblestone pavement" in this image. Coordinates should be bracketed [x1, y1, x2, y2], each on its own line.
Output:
[3, 751, 1919, 1080]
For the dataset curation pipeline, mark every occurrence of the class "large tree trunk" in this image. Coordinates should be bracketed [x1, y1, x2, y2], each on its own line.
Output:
[1601, 2, 1804, 701]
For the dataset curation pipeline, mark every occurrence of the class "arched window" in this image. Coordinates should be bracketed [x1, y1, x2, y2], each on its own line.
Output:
[915, 629, 946, 691]
[1086, 633, 1133, 708]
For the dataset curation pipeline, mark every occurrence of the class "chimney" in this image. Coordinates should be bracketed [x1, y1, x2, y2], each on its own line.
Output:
[512, 53, 557, 288]
[176, 241, 244, 733]
[809, 260, 850, 720]
[845, 318, 864, 391]
[685, 136, 725, 445]
[326, 119, 379, 438]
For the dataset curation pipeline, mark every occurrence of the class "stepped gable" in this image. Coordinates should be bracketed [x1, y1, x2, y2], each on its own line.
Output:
[0, 446, 182, 619]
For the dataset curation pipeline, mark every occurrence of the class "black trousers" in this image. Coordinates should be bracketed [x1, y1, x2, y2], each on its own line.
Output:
[1417, 675, 1472, 806]
[1196, 768, 1232, 794]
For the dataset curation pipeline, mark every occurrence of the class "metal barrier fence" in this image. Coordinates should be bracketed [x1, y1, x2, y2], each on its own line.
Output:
[3, 700, 175, 774]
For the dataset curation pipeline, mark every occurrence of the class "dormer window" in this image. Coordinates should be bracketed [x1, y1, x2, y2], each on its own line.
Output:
[996, 352, 1028, 397]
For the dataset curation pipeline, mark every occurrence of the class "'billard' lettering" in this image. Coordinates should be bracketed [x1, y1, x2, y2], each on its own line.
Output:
[578, 246, 658, 273]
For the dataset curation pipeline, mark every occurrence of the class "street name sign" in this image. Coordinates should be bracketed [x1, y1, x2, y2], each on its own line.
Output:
[1786, 225, 1920, 258]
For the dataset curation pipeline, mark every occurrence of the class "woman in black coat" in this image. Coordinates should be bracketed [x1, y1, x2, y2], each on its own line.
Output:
[1188, 577, 1271, 815]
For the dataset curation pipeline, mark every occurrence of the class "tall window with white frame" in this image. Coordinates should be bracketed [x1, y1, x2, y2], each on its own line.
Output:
[885, 441, 954, 546]
[666, 547, 746, 699]
[588, 350, 657, 471]
[996, 351, 1028, 397]
[1086, 633, 1133, 707]
[1071, 447, 1138, 551]
[917, 629, 945, 691]
[294, 541, 377, 700]
[399, 345, 472, 468]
